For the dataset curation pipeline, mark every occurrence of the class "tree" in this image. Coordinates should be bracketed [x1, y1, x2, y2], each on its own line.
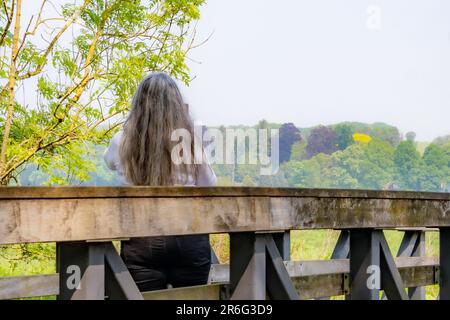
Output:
[445, 143, 450, 167]
[420, 144, 450, 191]
[393, 141, 423, 190]
[290, 140, 306, 160]
[256, 119, 269, 130]
[334, 123, 353, 150]
[305, 125, 337, 159]
[282, 154, 332, 188]
[278, 122, 301, 163]
[335, 122, 401, 146]
[0, 0, 205, 185]
[433, 135, 450, 146]
[370, 123, 401, 146]
[255, 119, 270, 157]
[331, 140, 395, 189]
[405, 131, 416, 142]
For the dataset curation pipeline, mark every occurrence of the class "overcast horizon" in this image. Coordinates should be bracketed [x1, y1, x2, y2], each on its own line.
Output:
[181, 0, 450, 142]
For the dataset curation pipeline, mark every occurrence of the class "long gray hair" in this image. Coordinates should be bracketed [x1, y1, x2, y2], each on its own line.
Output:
[120, 73, 199, 186]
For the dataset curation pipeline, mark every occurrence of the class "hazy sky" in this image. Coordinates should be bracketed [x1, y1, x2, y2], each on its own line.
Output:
[22, 1, 450, 141]
[182, 0, 450, 141]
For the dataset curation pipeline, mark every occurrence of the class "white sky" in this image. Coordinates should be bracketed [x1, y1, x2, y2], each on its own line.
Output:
[22, 0, 450, 141]
[183, 0, 450, 141]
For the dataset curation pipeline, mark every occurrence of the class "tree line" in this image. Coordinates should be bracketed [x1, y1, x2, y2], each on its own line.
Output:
[16, 120, 450, 193]
[212, 121, 450, 192]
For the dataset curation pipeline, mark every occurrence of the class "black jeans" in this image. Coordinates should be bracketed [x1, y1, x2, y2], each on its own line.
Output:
[121, 235, 211, 292]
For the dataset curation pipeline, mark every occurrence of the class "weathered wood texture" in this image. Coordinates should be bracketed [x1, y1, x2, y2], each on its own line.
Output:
[0, 257, 438, 300]
[0, 186, 448, 200]
[0, 274, 58, 300]
[143, 284, 221, 300]
[0, 187, 449, 245]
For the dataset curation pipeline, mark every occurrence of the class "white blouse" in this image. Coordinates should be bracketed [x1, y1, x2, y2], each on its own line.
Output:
[104, 131, 217, 186]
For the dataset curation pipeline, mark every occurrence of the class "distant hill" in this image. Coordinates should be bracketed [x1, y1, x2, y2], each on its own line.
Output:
[297, 122, 401, 145]
[434, 135, 450, 146]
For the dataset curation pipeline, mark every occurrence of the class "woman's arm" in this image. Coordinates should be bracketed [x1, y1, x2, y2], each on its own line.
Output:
[103, 131, 122, 171]
[196, 152, 217, 187]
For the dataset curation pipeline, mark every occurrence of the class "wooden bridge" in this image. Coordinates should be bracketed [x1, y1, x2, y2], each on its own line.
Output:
[0, 187, 449, 300]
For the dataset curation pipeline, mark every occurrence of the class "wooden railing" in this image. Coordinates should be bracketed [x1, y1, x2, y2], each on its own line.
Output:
[0, 187, 448, 300]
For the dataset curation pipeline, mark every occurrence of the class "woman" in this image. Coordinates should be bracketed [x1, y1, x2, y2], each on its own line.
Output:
[104, 72, 217, 291]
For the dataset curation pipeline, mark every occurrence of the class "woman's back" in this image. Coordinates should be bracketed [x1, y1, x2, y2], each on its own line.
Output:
[104, 72, 216, 291]
[104, 130, 217, 187]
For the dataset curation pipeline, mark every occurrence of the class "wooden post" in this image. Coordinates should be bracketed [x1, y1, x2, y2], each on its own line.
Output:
[57, 242, 105, 300]
[57, 241, 143, 300]
[349, 229, 408, 300]
[229, 232, 298, 300]
[440, 228, 450, 300]
[229, 233, 266, 299]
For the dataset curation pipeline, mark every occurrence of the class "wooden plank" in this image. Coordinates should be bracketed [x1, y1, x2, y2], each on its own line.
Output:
[0, 274, 59, 300]
[208, 264, 229, 284]
[141, 276, 346, 301]
[0, 195, 449, 245]
[285, 259, 349, 277]
[396, 227, 439, 232]
[293, 274, 345, 299]
[395, 256, 437, 268]
[143, 284, 221, 300]
[0, 257, 439, 300]
[0, 186, 448, 200]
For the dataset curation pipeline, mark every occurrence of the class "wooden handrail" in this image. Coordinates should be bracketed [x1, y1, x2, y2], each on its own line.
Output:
[0, 187, 448, 300]
[0, 186, 448, 200]
[0, 187, 448, 245]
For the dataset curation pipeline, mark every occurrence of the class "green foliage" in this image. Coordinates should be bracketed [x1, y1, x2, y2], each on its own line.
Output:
[334, 123, 354, 150]
[416, 141, 431, 155]
[18, 144, 118, 186]
[334, 139, 395, 189]
[420, 144, 450, 191]
[1, 0, 205, 185]
[282, 139, 396, 190]
[207, 122, 448, 193]
[282, 153, 336, 188]
[330, 122, 401, 146]
[242, 175, 256, 186]
[0, 243, 55, 276]
[290, 140, 306, 161]
[14, 120, 446, 193]
[393, 141, 424, 191]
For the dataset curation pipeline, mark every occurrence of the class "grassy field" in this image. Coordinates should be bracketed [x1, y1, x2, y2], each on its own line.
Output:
[0, 230, 440, 299]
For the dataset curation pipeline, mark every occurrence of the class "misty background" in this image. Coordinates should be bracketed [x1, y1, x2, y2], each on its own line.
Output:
[183, 0, 450, 142]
